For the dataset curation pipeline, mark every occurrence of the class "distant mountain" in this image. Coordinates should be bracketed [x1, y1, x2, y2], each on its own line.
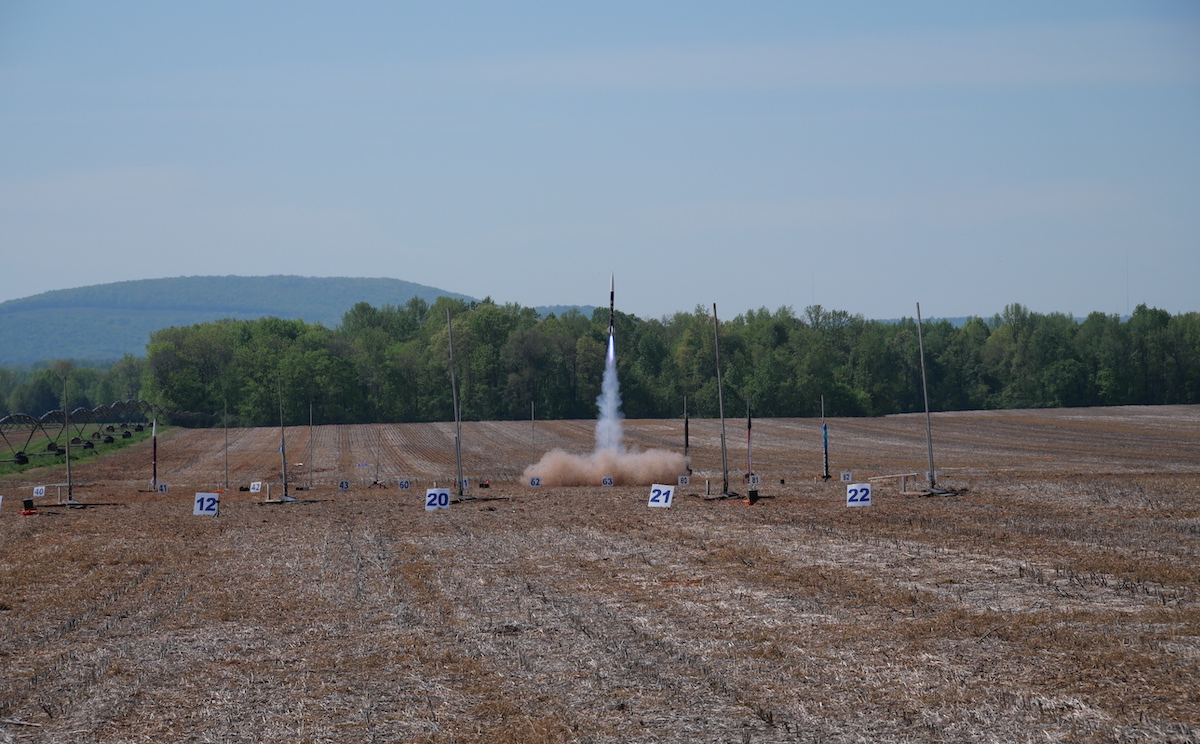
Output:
[0, 276, 476, 365]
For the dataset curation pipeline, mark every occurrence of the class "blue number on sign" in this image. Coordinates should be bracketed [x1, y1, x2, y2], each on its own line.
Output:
[847, 485, 872, 505]
[425, 490, 451, 509]
[398, 480, 411, 490]
[201, 496, 217, 512]
[602, 477, 614, 487]
[648, 485, 674, 507]
[530, 477, 542, 487]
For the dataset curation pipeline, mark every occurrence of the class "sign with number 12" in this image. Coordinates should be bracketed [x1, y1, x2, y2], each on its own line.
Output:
[193, 492, 220, 516]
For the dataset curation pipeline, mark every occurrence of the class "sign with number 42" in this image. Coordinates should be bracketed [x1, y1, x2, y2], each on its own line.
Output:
[648, 484, 675, 508]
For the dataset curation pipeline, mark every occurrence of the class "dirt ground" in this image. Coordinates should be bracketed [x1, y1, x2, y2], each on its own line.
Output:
[1, 405, 1198, 742]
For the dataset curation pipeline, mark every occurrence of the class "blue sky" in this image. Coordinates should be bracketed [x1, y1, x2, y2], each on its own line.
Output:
[2, 2, 1198, 321]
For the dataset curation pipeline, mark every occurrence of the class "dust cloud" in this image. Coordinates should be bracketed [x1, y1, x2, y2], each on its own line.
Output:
[522, 446, 688, 487]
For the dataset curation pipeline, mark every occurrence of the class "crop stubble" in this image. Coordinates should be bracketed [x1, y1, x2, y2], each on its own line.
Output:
[0, 405, 1198, 742]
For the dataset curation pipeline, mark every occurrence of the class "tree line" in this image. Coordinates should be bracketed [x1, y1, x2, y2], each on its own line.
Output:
[2, 299, 1197, 426]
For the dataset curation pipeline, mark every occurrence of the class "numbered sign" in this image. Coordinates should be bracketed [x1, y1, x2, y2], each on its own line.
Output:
[925, 470, 936, 482]
[461, 477, 470, 491]
[0, 495, 4, 513]
[846, 483, 872, 507]
[840, 472, 853, 482]
[33, 485, 46, 497]
[677, 475, 690, 487]
[647, 484, 675, 508]
[601, 476, 614, 487]
[748, 474, 762, 486]
[249, 481, 263, 493]
[425, 488, 451, 511]
[398, 479, 411, 490]
[529, 476, 542, 487]
[157, 482, 169, 494]
[338, 480, 350, 491]
[193, 492, 220, 516]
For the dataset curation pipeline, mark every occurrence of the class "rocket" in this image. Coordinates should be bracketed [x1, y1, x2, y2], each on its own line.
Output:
[608, 273, 615, 336]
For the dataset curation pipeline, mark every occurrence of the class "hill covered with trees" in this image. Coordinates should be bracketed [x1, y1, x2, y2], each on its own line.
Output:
[0, 276, 477, 365]
[6, 299, 1193, 425]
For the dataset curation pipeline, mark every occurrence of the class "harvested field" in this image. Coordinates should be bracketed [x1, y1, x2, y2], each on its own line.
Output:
[1, 405, 1198, 742]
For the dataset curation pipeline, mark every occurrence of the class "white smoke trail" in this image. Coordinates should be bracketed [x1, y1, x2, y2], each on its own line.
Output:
[594, 335, 623, 453]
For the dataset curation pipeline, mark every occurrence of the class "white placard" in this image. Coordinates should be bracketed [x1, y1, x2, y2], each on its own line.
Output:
[0, 495, 4, 513]
[840, 472, 853, 482]
[425, 488, 450, 511]
[677, 475, 690, 487]
[748, 474, 762, 486]
[846, 483, 872, 507]
[249, 481, 263, 493]
[193, 492, 220, 516]
[157, 482, 169, 494]
[398, 479, 411, 490]
[33, 485, 46, 497]
[647, 484, 675, 508]
[338, 480, 350, 491]
[601, 476, 614, 487]
[461, 477, 470, 490]
[529, 476, 542, 487]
